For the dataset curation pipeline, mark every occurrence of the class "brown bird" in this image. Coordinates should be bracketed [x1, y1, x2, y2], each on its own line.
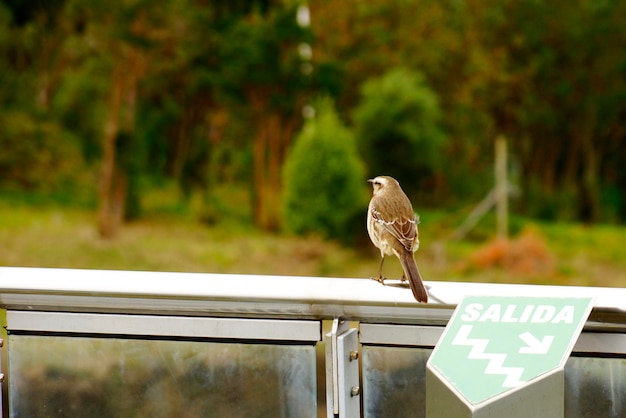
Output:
[367, 175, 428, 303]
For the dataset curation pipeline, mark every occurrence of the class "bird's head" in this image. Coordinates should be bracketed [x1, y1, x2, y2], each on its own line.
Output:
[368, 175, 399, 195]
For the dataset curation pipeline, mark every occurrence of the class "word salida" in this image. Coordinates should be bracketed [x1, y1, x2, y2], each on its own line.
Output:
[461, 303, 575, 324]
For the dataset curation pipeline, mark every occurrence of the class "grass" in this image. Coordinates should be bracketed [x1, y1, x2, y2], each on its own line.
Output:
[0, 200, 375, 278]
[1, 190, 625, 289]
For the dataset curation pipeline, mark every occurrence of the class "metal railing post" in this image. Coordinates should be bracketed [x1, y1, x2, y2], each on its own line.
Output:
[325, 318, 360, 418]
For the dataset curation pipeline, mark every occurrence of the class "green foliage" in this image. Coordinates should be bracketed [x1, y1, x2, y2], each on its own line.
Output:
[1, 0, 626, 225]
[216, 4, 312, 109]
[353, 67, 446, 198]
[283, 98, 366, 241]
[0, 110, 94, 204]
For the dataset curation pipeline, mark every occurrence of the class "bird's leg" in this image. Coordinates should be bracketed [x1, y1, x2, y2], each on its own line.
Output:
[373, 256, 386, 284]
[398, 274, 410, 287]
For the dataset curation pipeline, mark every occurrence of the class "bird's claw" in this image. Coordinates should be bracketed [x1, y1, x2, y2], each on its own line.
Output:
[371, 276, 388, 284]
[396, 275, 410, 288]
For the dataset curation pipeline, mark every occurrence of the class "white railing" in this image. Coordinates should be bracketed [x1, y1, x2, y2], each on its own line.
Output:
[1, 266, 624, 321]
[0, 267, 625, 417]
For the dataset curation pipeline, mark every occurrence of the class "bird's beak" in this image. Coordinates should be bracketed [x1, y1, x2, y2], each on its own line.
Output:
[367, 179, 375, 183]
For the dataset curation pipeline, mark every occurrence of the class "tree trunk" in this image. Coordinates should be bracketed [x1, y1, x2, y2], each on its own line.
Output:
[252, 117, 270, 229]
[97, 49, 140, 239]
[247, 85, 302, 231]
[267, 113, 286, 231]
[98, 70, 124, 239]
[570, 105, 600, 222]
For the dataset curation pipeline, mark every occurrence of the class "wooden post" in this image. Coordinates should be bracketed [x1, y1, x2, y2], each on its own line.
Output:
[495, 136, 508, 240]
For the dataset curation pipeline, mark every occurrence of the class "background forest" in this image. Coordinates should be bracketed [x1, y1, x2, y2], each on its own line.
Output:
[1, 0, 626, 287]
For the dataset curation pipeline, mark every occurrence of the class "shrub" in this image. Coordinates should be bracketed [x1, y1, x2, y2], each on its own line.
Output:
[353, 67, 446, 197]
[0, 110, 94, 204]
[283, 98, 366, 241]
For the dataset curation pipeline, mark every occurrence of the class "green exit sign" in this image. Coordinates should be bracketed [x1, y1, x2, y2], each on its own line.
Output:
[428, 296, 594, 405]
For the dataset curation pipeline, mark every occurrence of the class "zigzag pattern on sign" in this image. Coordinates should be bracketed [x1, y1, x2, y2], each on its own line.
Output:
[452, 324, 525, 388]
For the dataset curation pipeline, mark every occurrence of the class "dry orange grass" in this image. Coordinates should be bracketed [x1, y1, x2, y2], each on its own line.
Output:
[469, 228, 555, 277]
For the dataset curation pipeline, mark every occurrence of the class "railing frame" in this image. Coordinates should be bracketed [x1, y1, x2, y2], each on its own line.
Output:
[1, 267, 625, 417]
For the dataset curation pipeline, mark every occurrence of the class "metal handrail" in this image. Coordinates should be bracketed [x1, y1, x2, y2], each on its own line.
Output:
[0, 267, 624, 326]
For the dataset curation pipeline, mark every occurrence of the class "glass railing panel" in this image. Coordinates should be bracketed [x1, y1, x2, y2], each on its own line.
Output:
[9, 335, 317, 418]
[362, 345, 432, 418]
[565, 355, 626, 418]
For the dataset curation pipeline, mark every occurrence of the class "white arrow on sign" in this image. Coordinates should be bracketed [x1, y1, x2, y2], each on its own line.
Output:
[518, 332, 554, 354]
[453, 325, 525, 387]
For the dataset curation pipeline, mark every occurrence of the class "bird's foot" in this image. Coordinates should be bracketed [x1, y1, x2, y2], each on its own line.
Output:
[371, 276, 388, 284]
[398, 275, 410, 288]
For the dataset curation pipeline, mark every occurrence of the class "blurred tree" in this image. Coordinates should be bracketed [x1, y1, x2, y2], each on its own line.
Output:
[78, 1, 153, 238]
[467, 0, 626, 222]
[283, 98, 366, 241]
[353, 67, 446, 201]
[216, 3, 313, 230]
[310, 0, 497, 205]
[1, 0, 626, 230]
[312, 0, 626, 222]
[0, 110, 89, 200]
[0, 0, 96, 204]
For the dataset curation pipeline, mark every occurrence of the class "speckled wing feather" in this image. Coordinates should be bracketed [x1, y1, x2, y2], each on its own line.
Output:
[369, 204, 418, 252]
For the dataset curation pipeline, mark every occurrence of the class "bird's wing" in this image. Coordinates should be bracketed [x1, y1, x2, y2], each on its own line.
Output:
[370, 205, 418, 252]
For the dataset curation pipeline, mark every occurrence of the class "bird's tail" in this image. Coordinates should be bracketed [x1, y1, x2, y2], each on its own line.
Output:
[398, 251, 429, 303]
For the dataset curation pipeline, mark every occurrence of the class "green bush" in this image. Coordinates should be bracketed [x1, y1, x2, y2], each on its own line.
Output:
[0, 110, 94, 205]
[283, 98, 366, 241]
[353, 67, 446, 198]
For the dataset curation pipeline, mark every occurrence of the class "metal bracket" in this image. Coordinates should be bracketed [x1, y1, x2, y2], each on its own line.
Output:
[325, 318, 360, 417]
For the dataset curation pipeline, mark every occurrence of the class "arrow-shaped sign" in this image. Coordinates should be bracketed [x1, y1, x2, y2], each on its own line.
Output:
[518, 332, 554, 354]
[428, 296, 594, 405]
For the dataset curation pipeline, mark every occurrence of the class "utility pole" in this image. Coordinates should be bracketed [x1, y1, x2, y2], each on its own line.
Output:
[495, 136, 508, 240]
[451, 135, 511, 241]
